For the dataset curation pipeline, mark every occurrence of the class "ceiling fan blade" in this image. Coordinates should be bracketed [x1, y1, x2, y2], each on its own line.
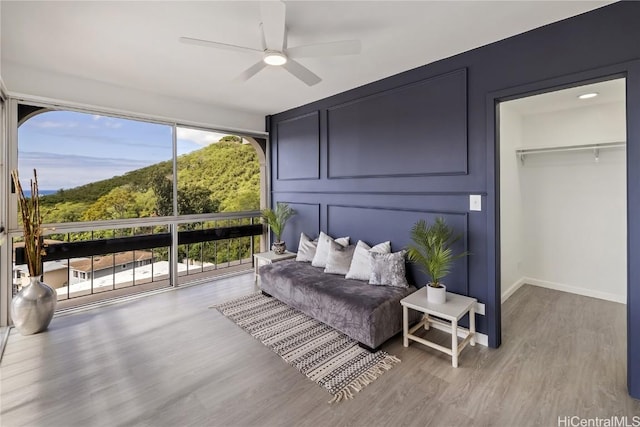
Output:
[179, 37, 261, 54]
[287, 40, 362, 58]
[283, 59, 321, 86]
[236, 60, 268, 82]
[260, 1, 286, 51]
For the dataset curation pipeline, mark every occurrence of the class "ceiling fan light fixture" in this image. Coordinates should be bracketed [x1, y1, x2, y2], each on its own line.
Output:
[263, 51, 287, 66]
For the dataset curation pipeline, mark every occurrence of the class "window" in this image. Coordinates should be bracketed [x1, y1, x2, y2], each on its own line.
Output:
[18, 110, 173, 223]
[175, 127, 260, 215]
[17, 112, 261, 223]
[10, 103, 265, 309]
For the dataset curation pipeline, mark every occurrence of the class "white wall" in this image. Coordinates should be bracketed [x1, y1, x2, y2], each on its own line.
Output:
[501, 101, 627, 303]
[1, 61, 265, 133]
[499, 106, 526, 299]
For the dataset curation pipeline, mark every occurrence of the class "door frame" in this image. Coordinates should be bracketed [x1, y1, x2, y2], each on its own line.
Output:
[486, 60, 640, 398]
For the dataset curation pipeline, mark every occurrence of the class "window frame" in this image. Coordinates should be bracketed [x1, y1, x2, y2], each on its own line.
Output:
[1, 96, 268, 327]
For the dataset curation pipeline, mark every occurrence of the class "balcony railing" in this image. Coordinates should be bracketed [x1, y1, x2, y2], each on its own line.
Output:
[12, 212, 264, 309]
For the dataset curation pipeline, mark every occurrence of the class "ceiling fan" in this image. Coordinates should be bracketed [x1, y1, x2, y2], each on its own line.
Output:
[179, 1, 361, 86]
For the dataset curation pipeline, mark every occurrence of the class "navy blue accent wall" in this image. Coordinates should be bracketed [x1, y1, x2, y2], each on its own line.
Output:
[276, 112, 320, 180]
[268, 2, 640, 398]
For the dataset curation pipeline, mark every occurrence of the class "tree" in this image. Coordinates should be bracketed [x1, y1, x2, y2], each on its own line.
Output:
[218, 135, 242, 144]
[178, 185, 220, 215]
[151, 171, 173, 217]
[83, 186, 141, 221]
[221, 187, 259, 212]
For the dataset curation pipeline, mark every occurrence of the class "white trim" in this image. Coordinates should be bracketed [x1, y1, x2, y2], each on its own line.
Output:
[523, 277, 626, 304]
[501, 276, 527, 303]
[502, 276, 626, 304]
[7, 91, 268, 138]
[0, 93, 7, 326]
[6, 210, 261, 235]
[0, 77, 7, 99]
[427, 320, 489, 347]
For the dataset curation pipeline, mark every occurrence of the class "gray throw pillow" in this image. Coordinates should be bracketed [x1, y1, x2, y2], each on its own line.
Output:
[296, 232, 318, 262]
[368, 250, 409, 288]
[324, 241, 356, 275]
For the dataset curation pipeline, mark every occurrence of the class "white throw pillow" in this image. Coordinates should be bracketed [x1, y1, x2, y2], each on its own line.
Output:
[296, 232, 318, 262]
[311, 231, 350, 268]
[324, 241, 356, 275]
[345, 240, 391, 281]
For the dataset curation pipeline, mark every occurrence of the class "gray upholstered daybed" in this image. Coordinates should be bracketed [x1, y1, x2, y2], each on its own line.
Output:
[259, 260, 417, 350]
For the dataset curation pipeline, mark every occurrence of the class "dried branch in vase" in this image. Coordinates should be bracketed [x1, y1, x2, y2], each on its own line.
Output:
[11, 169, 44, 278]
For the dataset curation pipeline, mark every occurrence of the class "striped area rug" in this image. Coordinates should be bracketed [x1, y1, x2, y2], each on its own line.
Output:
[212, 292, 400, 403]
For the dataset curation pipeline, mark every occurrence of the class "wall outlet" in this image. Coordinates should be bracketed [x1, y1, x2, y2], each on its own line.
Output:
[475, 302, 485, 316]
[470, 194, 482, 211]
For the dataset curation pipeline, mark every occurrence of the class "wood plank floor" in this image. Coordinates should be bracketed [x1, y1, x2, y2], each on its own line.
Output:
[1, 276, 638, 426]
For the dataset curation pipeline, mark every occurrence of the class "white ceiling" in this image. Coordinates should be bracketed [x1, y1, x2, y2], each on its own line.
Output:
[503, 78, 625, 116]
[1, 1, 614, 118]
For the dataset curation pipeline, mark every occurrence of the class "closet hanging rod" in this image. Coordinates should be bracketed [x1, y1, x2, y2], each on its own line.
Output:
[516, 141, 625, 165]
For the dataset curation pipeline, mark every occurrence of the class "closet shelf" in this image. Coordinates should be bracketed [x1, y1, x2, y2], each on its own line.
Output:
[516, 141, 625, 165]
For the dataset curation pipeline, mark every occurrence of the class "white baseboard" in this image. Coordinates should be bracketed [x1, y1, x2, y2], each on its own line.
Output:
[522, 277, 626, 304]
[428, 320, 489, 347]
[501, 277, 527, 303]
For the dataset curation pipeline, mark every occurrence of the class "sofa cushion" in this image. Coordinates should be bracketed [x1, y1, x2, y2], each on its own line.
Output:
[259, 260, 417, 349]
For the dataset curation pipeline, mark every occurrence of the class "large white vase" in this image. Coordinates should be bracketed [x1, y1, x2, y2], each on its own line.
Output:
[11, 276, 57, 335]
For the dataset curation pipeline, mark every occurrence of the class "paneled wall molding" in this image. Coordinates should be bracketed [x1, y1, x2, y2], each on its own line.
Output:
[271, 190, 488, 196]
[275, 111, 320, 181]
[327, 68, 467, 111]
[326, 68, 468, 179]
[274, 201, 320, 250]
[326, 204, 470, 295]
[270, 2, 640, 397]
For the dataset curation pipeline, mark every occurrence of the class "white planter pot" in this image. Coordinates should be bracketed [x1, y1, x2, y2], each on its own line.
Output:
[427, 283, 447, 304]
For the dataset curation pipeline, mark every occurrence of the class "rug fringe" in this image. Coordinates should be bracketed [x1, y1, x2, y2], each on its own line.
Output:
[329, 354, 401, 403]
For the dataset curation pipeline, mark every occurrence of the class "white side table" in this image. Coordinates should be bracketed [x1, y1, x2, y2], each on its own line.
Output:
[400, 288, 477, 368]
[253, 251, 297, 285]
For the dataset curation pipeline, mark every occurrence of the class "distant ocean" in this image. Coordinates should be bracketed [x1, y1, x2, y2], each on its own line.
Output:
[23, 190, 57, 197]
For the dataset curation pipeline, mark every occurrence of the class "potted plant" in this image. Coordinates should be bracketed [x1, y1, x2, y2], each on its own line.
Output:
[261, 202, 296, 254]
[10, 169, 57, 335]
[407, 217, 469, 304]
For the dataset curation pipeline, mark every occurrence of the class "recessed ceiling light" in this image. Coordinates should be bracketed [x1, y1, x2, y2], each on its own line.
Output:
[578, 92, 599, 100]
[263, 52, 287, 66]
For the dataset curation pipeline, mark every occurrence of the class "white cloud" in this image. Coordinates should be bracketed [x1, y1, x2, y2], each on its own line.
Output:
[33, 120, 79, 129]
[91, 115, 123, 128]
[104, 120, 123, 129]
[18, 151, 153, 190]
[176, 127, 230, 147]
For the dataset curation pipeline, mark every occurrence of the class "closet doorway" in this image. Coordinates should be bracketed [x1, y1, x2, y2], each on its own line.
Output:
[499, 78, 627, 307]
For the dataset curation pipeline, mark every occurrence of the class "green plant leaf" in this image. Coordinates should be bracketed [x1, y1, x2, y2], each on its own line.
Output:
[261, 202, 296, 241]
[406, 216, 469, 286]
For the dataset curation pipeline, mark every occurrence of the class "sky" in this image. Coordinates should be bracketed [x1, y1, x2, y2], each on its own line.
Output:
[18, 110, 233, 191]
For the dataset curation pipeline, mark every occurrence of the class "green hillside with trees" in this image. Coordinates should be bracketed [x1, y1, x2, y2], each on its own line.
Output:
[40, 138, 260, 224]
